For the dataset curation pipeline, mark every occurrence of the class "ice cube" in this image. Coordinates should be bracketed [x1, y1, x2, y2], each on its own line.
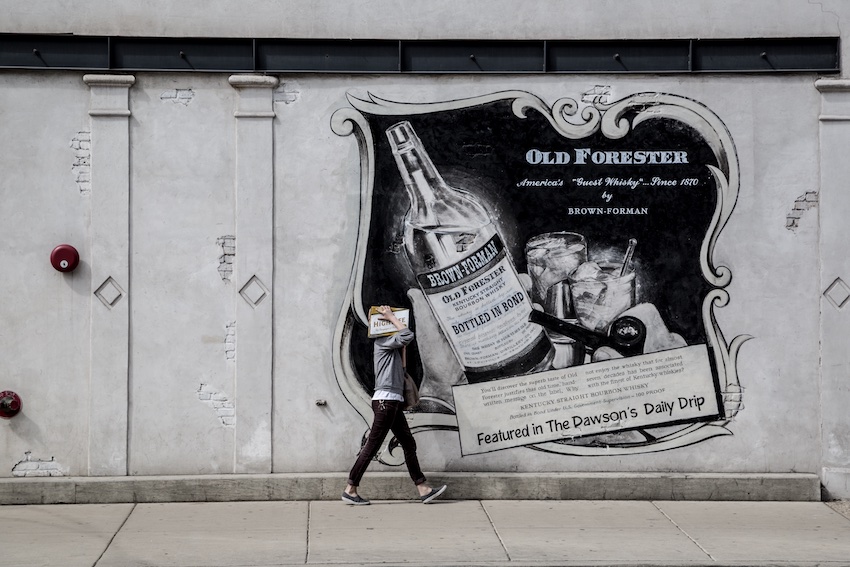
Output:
[545, 246, 572, 262]
[526, 247, 548, 263]
[571, 261, 603, 282]
[540, 237, 563, 250]
[594, 263, 624, 282]
[528, 263, 546, 279]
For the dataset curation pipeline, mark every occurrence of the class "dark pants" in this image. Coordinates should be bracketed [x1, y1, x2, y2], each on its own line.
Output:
[347, 399, 426, 487]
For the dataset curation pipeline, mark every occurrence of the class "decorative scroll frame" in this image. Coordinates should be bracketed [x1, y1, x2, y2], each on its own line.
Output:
[331, 90, 750, 463]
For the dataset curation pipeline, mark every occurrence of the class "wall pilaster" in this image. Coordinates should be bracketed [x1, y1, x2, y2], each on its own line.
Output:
[816, 78, 850, 499]
[229, 75, 278, 473]
[83, 74, 135, 475]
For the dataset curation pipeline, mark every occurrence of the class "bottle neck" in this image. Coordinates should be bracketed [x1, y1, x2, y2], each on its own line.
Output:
[387, 120, 493, 237]
[393, 146, 450, 223]
[387, 121, 457, 227]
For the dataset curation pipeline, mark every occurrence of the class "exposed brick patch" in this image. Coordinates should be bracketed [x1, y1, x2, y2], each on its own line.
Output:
[216, 235, 235, 281]
[70, 131, 91, 195]
[225, 321, 236, 361]
[197, 383, 236, 427]
[273, 81, 301, 104]
[160, 88, 195, 105]
[582, 85, 611, 105]
[786, 191, 818, 231]
[12, 452, 67, 477]
[722, 384, 745, 419]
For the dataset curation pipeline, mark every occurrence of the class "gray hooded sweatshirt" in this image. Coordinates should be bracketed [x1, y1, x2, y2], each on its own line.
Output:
[372, 327, 414, 395]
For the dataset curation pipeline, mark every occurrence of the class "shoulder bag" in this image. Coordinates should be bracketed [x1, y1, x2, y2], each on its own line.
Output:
[401, 346, 421, 409]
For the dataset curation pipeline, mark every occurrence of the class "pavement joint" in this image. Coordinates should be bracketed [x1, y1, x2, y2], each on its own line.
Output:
[651, 500, 715, 562]
[305, 502, 310, 566]
[92, 502, 135, 567]
[480, 501, 512, 562]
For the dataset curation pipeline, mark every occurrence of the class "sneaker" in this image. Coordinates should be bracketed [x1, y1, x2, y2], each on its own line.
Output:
[420, 484, 447, 504]
[341, 492, 370, 505]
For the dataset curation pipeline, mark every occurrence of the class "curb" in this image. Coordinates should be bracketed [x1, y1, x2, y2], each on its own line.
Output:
[0, 472, 821, 505]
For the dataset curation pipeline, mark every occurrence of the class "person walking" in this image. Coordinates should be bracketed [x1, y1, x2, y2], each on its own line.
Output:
[343, 305, 447, 505]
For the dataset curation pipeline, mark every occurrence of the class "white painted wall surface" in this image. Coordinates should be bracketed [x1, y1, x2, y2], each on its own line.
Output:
[128, 74, 238, 475]
[0, 0, 846, 497]
[0, 73, 92, 476]
[0, 1, 842, 42]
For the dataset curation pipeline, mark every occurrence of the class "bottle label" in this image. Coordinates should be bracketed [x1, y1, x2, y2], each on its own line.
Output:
[417, 234, 544, 370]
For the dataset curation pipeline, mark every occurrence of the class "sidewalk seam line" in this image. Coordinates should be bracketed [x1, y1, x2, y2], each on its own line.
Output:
[305, 500, 312, 565]
[480, 500, 512, 562]
[652, 501, 715, 562]
[92, 502, 137, 567]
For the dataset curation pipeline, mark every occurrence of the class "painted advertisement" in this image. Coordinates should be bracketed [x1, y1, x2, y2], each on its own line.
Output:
[331, 89, 750, 463]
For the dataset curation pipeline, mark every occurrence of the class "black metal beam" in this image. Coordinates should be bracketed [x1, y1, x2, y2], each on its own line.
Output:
[0, 33, 840, 74]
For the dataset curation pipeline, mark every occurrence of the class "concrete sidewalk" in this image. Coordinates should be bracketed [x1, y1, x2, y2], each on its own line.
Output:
[2, 499, 850, 567]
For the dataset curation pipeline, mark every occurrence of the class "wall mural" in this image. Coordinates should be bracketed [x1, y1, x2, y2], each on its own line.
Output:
[331, 90, 750, 463]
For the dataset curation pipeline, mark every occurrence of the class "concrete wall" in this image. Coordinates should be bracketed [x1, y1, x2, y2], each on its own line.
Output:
[0, 73, 92, 477]
[0, 1, 849, 499]
[2, 1, 843, 41]
[129, 75, 239, 475]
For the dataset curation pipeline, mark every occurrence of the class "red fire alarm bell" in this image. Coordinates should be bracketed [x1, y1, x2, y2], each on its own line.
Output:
[0, 391, 21, 419]
[50, 244, 80, 272]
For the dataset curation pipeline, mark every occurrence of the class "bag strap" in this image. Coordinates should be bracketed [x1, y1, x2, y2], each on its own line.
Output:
[401, 346, 407, 370]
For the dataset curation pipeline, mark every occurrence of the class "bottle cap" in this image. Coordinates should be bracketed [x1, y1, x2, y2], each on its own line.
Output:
[609, 316, 646, 356]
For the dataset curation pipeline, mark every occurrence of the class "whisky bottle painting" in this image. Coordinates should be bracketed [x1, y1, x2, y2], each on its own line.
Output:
[386, 121, 552, 382]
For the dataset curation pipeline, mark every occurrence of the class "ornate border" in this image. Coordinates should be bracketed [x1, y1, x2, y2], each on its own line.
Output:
[331, 90, 750, 461]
